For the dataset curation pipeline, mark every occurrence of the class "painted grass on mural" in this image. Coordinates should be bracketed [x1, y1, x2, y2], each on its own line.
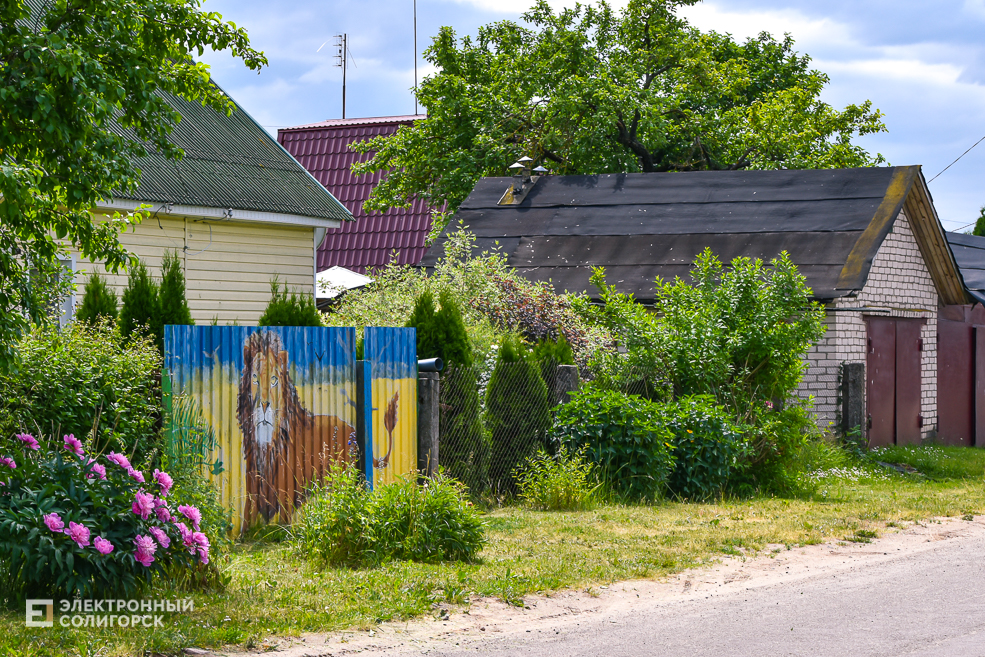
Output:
[2, 447, 983, 656]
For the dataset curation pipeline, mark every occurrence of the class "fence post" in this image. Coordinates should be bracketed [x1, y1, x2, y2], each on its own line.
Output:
[356, 360, 374, 488]
[418, 372, 439, 477]
[554, 365, 581, 405]
[842, 362, 865, 436]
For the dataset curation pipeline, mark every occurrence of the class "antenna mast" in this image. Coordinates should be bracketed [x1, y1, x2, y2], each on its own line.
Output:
[413, 0, 418, 115]
[333, 34, 348, 119]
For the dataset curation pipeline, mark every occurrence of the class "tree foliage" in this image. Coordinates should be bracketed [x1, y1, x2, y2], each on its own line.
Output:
[118, 261, 161, 349]
[353, 0, 886, 220]
[0, 0, 265, 368]
[159, 250, 193, 328]
[258, 278, 323, 327]
[75, 272, 118, 325]
[973, 205, 985, 237]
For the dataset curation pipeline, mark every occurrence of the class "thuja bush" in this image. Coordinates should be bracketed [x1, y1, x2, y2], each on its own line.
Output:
[0, 321, 161, 463]
[551, 388, 675, 501]
[292, 464, 485, 567]
[119, 260, 162, 349]
[75, 272, 118, 325]
[159, 249, 194, 328]
[259, 277, 324, 327]
[439, 364, 490, 495]
[0, 433, 210, 601]
[659, 396, 750, 501]
[485, 337, 552, 495]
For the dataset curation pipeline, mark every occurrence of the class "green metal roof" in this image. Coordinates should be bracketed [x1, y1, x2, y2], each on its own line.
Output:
[116, 85, 352, 223]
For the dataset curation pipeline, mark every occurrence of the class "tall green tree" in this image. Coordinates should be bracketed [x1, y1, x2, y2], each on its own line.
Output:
[353, 0, 886, 223]
[159, 250, 194, 328]
[0, 0, 265, 368]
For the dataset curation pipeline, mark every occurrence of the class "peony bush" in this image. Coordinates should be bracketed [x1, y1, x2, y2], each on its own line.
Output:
[0, 433, 209, 600]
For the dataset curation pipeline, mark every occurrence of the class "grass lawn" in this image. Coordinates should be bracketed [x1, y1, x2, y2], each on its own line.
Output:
[3, 445, 984, 657]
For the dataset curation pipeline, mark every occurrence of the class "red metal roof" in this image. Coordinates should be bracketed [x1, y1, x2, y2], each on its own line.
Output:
[278, 116, 433, 273]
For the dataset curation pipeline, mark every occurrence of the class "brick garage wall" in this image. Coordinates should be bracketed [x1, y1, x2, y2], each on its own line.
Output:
[796, 209, 938, 438]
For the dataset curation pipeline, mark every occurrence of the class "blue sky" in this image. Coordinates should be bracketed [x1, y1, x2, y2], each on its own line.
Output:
[200, 0, 985, 231]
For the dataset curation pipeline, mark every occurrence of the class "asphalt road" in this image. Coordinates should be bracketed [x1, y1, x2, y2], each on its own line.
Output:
[426, 526, 985, 657]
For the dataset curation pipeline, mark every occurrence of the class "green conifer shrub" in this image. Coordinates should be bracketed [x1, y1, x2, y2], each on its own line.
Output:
[406, 290, 441, 360]
[485, 337, 552, 495]
[159, 250, 193, 328]
[434, 289, 473, 367]
[118, 261, 162, 349]
[75, 272, 118, 325]
[439, 364, 490, 495]
[258, 277, 323, 327]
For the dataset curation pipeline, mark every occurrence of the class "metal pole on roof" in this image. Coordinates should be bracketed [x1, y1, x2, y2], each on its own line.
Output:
[414, 0, 418, 115]
[342, 33, 347, 119]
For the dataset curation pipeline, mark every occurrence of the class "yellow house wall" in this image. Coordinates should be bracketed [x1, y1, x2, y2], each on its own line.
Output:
[72, 214, 316, 325]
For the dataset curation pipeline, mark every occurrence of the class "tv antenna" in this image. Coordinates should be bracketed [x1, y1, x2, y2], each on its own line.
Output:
[413, 0, 418, 115]
[332, 34, 355, 119]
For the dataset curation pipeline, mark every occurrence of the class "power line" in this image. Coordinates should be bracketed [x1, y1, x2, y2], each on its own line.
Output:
[928, 133, 985, 183]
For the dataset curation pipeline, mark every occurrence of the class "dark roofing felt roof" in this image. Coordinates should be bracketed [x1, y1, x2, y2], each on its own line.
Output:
[946, 232, 985, 305]
[115, 87, 351, 223]
[420, 166, 939, 302]
[278, 116, 433, 273]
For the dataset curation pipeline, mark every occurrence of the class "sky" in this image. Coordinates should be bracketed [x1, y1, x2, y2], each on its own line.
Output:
[199, 0, 985, 231]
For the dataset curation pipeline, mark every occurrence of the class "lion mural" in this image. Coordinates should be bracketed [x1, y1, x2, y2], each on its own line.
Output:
[236, 330, 356, 524]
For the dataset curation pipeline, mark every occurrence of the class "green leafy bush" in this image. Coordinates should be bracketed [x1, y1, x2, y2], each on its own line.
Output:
[514, 446, 598, 511]
[292, 464, 485, 566]
[485, 337, 552, 494]
[119, 260, 162, 349]
[0, 321, 161, 464]
[258, 277, 323, 327]
[659, 395, 749, 501]
[75, 272, 118, 325]
[551, 388, 675, 501]
[0, 433, 210, 601]
[159, 249, 193, 328]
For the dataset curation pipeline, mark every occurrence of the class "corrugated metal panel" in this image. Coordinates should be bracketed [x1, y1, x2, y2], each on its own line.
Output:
[165, 325, 357, 533]
[364, 327, 418, 488]
[278, 117, 435, 273]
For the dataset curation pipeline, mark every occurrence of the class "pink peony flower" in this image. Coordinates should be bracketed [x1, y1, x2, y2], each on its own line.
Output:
[133, 534, 157, 567]
[0, 457, 15, 469]
[176, 522, 194, 550]
[15, 434, 39, 450]
[93, 536, 114, 555]
[106, 452, 131, 469]
[64, 521, 90, 548]
[153, 469, 173, 497]
[86, 461, 107, 480]
[191, 531, 210, 564]
[177, 504, 202, 530]
[131, 490, 155, 519]
[154, 499, 171, 523]
[43, 512, 65, 532]
[62, 434, 84, 457]
[148, 526, 171, 549]
[126, 467, 146, 483]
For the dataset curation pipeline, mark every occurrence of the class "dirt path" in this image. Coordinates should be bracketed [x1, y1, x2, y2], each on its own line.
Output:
[213, 516, 985, 657]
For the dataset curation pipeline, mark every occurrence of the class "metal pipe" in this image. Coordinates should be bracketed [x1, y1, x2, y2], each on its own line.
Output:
[418, 357, 444, 372]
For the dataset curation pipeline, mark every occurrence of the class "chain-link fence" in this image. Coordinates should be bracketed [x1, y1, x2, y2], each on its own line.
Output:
[438, 359, 575, 498]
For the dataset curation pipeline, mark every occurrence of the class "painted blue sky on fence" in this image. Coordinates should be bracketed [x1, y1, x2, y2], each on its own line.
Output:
[200, 0, 985, 231]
